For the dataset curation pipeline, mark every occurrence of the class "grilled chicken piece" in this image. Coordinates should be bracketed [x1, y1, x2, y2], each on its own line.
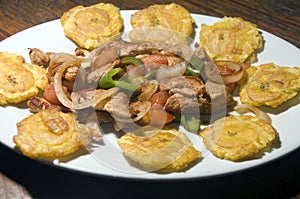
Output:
[27, 96, 63, 113]
[28, 48, 53, 68]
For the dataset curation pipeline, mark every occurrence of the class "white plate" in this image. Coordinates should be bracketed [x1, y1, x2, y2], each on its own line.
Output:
[0, 11, 300, 180]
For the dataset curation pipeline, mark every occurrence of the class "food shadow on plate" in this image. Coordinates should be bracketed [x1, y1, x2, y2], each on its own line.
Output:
[256, 31, 266, 56]
[47, 148, 91, 163]
[2, 100, 29, 109]
[121, 150, 203, 174]
[259, 92, 300, 115]
[190, 21, 198, 44]
[12, 145, 90, 163]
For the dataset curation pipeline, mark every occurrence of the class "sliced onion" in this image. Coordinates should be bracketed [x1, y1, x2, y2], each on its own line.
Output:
[234, 104, 272, 124]
[53, 58, 94, 109]
[114, 101, 152, 123]
[48, 53, 75, 77]
[132, 101, 152, 122]
[138, 80, 158, 102]
[216, 61, 245, 84]
[155, 61, 186, 80]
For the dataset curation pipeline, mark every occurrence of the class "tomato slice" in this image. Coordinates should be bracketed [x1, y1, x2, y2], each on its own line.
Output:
[150, 106, 175, 126]
[141, 54, 168, 71]
[149, 90, 169, 106]
[43, 83, 67, 106]
[217, 65, 235, 75]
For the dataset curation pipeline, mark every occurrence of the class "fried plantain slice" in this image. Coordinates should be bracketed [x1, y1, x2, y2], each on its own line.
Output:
[118, 127, 201, 172]
[200, 17, 262, 63]
[130, 3, 194, 37]
[60, 3, 123, 50]
[200, 115, 277, 161]
[0, 52, 48, 105]
[13, 109, 94, 159]
[239, 63, 300, 108]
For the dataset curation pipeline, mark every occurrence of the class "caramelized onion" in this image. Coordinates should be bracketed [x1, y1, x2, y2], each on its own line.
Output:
[216, 61, 245, 84]
[132, 101, 152, 122]
[234, 104, 272, 124]
[138, 80, 158, 102]
[53, 58, 93, 109]
[155, 61, 186, 79]
[48, 53, 75, 79]
[113, 101, 152, 123]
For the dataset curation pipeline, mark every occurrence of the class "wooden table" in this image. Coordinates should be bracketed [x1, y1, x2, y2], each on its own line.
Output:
[1, 0, 299, 48]
[1, 1, 300, 198]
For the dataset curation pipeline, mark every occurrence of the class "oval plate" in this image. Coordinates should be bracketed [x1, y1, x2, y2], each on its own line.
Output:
[0, 11, 300, 180]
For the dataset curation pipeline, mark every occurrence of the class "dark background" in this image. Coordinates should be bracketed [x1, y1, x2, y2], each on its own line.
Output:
[1, 0, 299, 48]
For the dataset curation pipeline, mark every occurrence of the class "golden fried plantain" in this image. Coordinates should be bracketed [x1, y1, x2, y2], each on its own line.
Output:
[130, 3, 194, 37]
[60, 3, 123, 50]
[118, 127, 201, 172]
[13, 109, 94, 158]
[239, 63, 300, 108]
[200, 115, 277, 161]
[0, 52, 48, 105]
[200, 17, 262, 63]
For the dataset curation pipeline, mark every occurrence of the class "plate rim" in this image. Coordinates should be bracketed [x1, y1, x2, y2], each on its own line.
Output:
[0, 10, 300, 181]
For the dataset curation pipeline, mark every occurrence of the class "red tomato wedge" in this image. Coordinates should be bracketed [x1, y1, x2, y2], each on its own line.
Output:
[150, 106, 175, 126]
[149, 90, 169, 107]
[141, 54, 168, 71]
[217, 65, 235, 75]
[43, 83, 67, 106]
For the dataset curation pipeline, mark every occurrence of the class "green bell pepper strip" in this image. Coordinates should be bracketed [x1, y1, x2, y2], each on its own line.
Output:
[185, 66, 201, 77]
[144, 70, 157, 79]
[190, 55, 204, 69]
[120, 57, 145, 70]
[99, 68, 143, 91]
[181, 114, 201, 133]
[184, 55, 204, 77]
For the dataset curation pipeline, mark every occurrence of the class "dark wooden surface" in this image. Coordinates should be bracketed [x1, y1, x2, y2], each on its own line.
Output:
[0, 0, 299, 48]
[0, 0, 300, 198]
